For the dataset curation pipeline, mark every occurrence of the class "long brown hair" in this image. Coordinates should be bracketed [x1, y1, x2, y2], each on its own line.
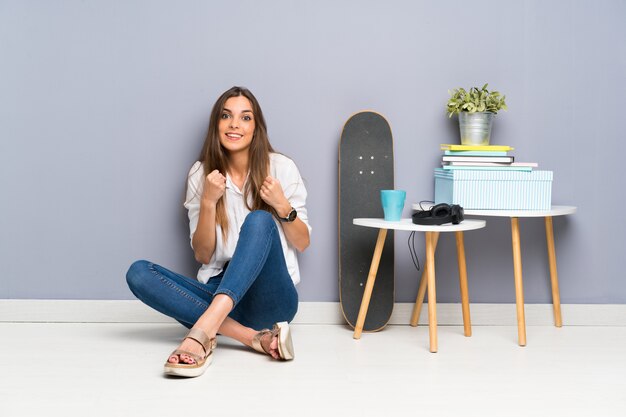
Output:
[196, 86, 275, 238]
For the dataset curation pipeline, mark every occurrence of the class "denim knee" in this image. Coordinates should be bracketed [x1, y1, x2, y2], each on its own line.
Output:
[241, 210, 275, 234]
[126, 259, 151, 294]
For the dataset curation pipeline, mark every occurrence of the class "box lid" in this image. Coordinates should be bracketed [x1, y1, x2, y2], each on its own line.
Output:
[434, 168, 553, 181]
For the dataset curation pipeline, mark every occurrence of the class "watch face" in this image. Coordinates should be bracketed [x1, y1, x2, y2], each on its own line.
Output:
[287, 208, 297, 222]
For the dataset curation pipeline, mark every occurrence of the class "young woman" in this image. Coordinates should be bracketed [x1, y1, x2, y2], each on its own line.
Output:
[126, 86, 311, 377]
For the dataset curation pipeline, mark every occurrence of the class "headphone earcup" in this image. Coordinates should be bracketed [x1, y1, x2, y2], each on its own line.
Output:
[412, 210, 429, 224]
[431, 203, 451, 218]
[450, 204, 464, 224]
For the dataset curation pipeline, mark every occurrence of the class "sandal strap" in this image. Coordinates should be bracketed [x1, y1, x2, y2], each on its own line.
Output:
[251, 328, 274, 354]
[185, 328, 217, 357]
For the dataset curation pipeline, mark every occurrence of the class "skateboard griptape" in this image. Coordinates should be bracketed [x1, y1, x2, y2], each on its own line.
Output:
[339, 111, 395, 331]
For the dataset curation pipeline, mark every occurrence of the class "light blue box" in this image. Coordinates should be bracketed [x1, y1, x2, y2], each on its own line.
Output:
[434, 168, 553, 210]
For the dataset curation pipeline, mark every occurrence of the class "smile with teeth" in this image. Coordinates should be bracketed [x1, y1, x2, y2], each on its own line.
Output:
[226, 133, 243, 140]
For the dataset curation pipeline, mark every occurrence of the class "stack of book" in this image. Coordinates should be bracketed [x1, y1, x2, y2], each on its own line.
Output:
[440, 144, 538, 172]
[434, 143, 553, 210]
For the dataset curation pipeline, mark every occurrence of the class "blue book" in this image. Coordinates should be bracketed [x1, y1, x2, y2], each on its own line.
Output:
[442, 165, 532, 172]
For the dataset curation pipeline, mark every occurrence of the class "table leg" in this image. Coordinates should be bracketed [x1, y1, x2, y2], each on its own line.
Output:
[511, 217, 527, 346]
[353, 228, 388, 339]
[456, 231, 472, 337]
[545, 216, 563, 327]
[410, 232, 440, 327]
[425, 231, 438, 353]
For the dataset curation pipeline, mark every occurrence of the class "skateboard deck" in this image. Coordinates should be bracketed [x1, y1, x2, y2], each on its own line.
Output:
[338, 111, 394, 331]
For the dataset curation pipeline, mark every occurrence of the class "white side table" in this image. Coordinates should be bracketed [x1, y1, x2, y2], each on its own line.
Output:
[412, 205, 577, 346]
[352, 218, 486, 352]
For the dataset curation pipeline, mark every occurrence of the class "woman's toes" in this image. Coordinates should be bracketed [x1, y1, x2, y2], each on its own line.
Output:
[256, 331, 281, 359]
[167, 353, 196, 364]
[180, 354, 196, 365]
[270, 339, 280, 358]
[266, 335, 279, 359]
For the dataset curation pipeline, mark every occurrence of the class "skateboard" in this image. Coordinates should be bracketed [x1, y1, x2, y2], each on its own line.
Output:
[338, 111, 395, 331]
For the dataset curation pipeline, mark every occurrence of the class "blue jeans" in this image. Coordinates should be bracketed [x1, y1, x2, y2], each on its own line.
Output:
[126, 210, 299, 330]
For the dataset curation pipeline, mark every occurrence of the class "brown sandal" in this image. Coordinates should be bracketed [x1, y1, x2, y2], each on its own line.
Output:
[163, 328, 217, 377]
[251, 322, 294, 361]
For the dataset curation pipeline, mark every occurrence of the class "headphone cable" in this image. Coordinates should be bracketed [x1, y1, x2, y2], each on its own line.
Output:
[407, 231, 421, 271]
[407, 200, 433, 271]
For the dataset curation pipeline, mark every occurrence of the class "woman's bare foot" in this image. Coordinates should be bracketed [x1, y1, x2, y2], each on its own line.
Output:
[168, 333, 210, 364]
[256, 330, 280, 359]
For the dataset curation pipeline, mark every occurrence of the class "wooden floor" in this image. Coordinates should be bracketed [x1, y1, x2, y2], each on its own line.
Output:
[1, 322, 625, 417]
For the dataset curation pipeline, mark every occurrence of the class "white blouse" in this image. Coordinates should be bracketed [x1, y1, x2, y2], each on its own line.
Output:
[184, 153, 311, 285]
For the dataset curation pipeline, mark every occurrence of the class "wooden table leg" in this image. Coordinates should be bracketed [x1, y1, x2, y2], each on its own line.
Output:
[425, 231, 438, 353]
[545, 216, 563, 327]
[410, 232, 440, 327]
[456, 231, 472, 337]
[511, 217, 527, 346]
[353, 228, 388, 339]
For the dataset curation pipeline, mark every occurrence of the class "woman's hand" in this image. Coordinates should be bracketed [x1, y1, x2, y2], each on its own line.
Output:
[260, 175, 310, 252]
[193, 170, 224, 264]
[260, 176, 291, 217]
[202, 170, 226, 205]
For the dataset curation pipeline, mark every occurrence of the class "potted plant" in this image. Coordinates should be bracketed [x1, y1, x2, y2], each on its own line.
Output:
[446, 84, 507, 146]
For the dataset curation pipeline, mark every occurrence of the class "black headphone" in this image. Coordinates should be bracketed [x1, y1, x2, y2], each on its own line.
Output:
[412, 203, 465, 225]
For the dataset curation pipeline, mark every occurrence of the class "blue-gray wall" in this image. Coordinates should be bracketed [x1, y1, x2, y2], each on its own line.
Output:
[1, 0, 624, 303]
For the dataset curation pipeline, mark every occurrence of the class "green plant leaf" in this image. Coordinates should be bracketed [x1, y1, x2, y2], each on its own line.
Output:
[446, 84, 506, 115]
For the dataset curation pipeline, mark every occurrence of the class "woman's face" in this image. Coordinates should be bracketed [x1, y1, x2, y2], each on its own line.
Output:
[218, 96, 256, 155]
